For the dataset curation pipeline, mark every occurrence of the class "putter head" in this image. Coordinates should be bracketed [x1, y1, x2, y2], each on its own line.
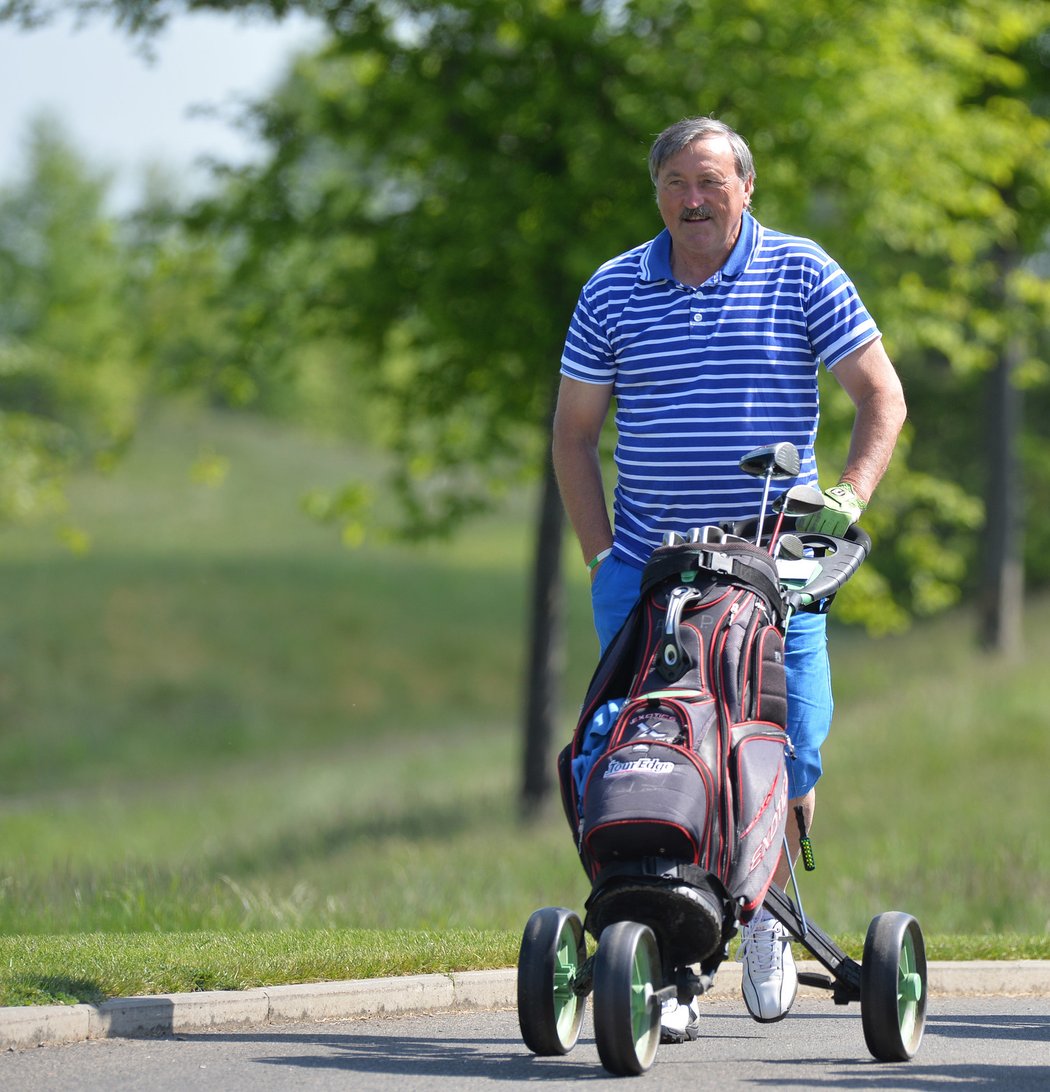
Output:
[773, 484, 825, 517]
[739, 442, 801, 481]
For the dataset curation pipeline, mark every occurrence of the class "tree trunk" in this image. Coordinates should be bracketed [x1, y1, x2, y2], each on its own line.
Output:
[520, 444, 567, 818]
[977, 335, 1024, 655]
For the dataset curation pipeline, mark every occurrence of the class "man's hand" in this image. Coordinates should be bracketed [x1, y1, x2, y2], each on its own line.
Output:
[796, 482, 866, 536]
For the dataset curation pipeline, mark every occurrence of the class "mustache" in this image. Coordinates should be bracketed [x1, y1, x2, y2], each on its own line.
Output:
[682, 206, 713, 221]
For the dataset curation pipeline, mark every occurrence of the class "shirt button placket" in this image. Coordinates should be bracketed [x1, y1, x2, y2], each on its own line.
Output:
[690, 285, 708, 336]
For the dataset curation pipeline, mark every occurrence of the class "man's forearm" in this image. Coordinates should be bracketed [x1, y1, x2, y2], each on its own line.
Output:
[840, 387, 907, 503]
[832, 337, 907, 504]
[552, 434, 613, 565]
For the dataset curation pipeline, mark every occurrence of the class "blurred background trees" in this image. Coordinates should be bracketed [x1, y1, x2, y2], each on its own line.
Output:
[0, 116, 141, 537]
[2, 0, 1049, 806]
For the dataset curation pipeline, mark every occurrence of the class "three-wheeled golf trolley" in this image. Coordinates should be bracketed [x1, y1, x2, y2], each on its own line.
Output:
[516, 443, 927, 1077]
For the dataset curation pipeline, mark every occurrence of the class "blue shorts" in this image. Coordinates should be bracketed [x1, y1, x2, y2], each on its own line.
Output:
[591, 554, 832, 799]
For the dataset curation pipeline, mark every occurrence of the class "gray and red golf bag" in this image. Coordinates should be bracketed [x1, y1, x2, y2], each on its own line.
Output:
[558, 537, 791, 967]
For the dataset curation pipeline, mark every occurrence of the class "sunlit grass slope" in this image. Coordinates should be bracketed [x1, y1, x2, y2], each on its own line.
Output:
[0, 399, 1046, 1007]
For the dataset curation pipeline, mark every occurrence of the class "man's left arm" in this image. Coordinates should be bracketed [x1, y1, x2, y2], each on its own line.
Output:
[799, 338, 906, 535]
[832, 337, 907, 504]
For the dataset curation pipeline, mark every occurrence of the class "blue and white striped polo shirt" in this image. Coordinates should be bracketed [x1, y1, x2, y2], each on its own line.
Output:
[560, 211, 881, 566]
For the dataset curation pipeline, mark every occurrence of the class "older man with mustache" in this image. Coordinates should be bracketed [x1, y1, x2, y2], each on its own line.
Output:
[552, 116, 906, 1043]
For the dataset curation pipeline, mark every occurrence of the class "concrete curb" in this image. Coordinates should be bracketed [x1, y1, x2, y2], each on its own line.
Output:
[0, 969, 515, 1052]
[3, 962, 1049, 1052]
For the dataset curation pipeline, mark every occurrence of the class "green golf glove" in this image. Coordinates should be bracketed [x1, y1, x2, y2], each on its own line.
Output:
[796, 482, 866, 536]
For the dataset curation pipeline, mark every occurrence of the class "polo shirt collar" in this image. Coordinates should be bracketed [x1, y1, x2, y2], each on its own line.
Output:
[640, 210, 758, 284]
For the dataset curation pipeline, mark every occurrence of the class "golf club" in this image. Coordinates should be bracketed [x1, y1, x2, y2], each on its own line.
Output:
[738, 442, 801, 546]
[767, 483, 825, 555]
[774, 532, 805, 561]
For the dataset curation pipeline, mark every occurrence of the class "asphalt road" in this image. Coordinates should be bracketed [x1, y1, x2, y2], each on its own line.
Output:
[3, 994, 1049, 1091]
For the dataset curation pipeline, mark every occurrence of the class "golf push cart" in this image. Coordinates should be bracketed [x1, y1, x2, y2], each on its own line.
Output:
[516, 442, 927, 1077]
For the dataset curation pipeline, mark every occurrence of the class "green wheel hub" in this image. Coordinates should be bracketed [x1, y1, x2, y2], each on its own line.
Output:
[897, 929, 924, 1037]
[517, 907, 587, 1056]
[552, 927, 583, 1040]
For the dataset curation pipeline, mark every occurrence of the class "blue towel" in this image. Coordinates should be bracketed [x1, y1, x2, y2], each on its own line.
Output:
[571, 698, 626, 812]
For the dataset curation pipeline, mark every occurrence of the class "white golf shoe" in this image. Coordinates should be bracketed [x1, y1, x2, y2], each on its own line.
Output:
[659, 997, 700, 1043]
[739, 914, 798, 1022]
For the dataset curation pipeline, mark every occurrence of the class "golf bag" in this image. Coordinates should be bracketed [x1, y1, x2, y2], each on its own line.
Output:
[558, 537, 792, 964]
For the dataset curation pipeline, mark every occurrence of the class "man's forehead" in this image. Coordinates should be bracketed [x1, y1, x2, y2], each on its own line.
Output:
[661, 136, 735, 173]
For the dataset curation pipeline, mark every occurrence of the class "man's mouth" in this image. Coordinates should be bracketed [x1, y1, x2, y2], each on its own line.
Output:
[682, 206, 712, 222]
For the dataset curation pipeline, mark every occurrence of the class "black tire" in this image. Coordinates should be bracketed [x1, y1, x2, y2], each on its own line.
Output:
[861, 911, 927, 1061]
[517, 907, 588, 1056]
[592, 921, 662, 1075]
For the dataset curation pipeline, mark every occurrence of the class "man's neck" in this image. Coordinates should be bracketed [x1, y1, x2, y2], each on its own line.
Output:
[669, 215, 744, 287]
[670, 251, 723, 288]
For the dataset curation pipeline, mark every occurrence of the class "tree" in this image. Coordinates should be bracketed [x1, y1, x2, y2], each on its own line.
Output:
[805, 5, 1050, 651]
[214, 0, 1049, 761]
[0, 114, 143, 534]
[7, 0, 1049, 797]
[177, 2, 672, 816]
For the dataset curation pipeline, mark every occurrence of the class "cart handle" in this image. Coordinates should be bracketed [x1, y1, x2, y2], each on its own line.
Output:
[783, 525, 871, 611]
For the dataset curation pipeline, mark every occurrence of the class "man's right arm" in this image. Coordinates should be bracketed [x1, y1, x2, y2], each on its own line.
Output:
[552, 376, 615, 574]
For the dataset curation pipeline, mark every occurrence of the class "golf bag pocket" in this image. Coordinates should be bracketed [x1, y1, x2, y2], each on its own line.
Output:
[745, 625, 788, 726]
[609, 693, 718, 751]
[580, 697, 719, 875]
[724, 723, 790, 916]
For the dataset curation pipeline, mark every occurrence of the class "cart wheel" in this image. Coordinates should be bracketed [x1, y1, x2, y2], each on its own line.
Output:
[592, 920, 662, 1076]
[861, 911, 927, 1061]
[517, 907, 588, 1055]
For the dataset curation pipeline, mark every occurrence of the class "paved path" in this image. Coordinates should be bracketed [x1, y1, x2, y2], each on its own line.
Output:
[3, 995, 1050, 1090]
[2, 960, 1049, 1053]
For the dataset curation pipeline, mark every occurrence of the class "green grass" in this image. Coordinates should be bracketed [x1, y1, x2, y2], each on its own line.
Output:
[0, 398, 1047, 1006]
[2, 930, 1047, 1009]
[0, 930, 524, 1007]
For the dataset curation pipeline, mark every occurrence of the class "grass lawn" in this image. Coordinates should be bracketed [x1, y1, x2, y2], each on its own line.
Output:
[1, 399, 1047, 1005]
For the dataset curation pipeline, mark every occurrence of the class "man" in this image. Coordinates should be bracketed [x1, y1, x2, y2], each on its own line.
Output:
[552, 117, 906, 1041]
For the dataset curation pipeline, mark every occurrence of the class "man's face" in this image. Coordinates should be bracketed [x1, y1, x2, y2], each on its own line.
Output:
[655, 136, 753, 270]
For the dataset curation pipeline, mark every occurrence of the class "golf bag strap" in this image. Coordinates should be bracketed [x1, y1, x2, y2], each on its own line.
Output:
[641, 544, 786, 623]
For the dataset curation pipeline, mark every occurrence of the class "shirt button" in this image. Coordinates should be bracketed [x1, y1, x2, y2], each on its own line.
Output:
[692, 313, 702, 323]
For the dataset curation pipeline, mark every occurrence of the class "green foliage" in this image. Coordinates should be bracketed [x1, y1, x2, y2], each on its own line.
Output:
[0, 112, 380, 538]
[0, 115, 143, 528]
[4, 0, 1050, 617]
[194, 1, 660, 535]
[126, 181, 378, 435]
[182, 0, 1050, 617]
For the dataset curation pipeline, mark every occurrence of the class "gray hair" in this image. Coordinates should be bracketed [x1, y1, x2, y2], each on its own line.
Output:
[648, 117, 756, 187]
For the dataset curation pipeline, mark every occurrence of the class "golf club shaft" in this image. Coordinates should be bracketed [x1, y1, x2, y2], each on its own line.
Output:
[767, 508, 787, 554]
[755, 472, 773, 546]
